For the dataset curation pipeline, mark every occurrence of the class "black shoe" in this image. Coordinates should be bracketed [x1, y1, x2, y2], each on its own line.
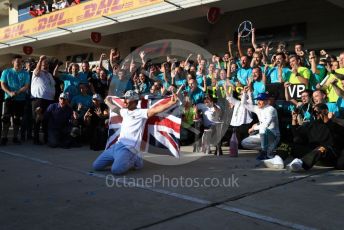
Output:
[1, 138, 8, 146]
[215, 146, 223, 156]
[12, 138, 21, 145]
[219, 148, 223, 156]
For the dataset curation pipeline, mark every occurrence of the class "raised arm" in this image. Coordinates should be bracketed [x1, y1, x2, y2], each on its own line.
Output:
[202, 75, 207, 92]
[329, 78, 344, 98]
[139, 51, 146, 67]
[226, 61, 231, 79]
[33, 55, 46, 76]
[237, 32, 244, 57]
[109, 48, 115, 70]
[105, 96, 120, 114]
[185, 53, 192, 65]
[264, 42, 272, 63]
[171, 69, 176, 86]
[309, 51, 319, 75]
[292, 65, 309, 86]
[129, 57, 135, 74]
[99, 53, 106, 70]
[53, 63, 61, 78]
[147, 94, 178, 118]
[262, 64, 268, 84]
[241, 87, 256, 112]
[261, 43, 269, 65]
[224, 81, 239, 105]
[251, 28, 258, 50]
[228, 41, 233, 58]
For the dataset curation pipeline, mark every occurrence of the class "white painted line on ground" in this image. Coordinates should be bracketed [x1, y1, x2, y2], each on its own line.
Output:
[139, 186, 212, 205]
[0, 149, 318, 230]
[216, 204, 317, 230]
[0, 150, 52, 164]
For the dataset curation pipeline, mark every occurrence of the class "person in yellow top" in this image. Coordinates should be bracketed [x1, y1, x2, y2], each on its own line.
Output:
[317, 52, 344, 103]
[321, 71, 344, 103]
[336, 51, 344, 74]
[288, 55, 311, 88]
[180, 96, 196, 145]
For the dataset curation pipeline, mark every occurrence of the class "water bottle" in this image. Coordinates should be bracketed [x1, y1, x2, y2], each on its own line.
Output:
[229, 128, 238, 157]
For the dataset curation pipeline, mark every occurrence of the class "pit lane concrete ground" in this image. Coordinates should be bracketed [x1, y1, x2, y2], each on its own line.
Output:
[1, 143, 343, 230]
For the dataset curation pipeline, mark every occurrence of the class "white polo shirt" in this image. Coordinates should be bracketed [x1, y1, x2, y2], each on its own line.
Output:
[31, 70, 56, 100]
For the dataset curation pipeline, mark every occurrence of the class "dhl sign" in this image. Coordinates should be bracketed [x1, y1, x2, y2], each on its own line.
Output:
[0, 0, 162, 42]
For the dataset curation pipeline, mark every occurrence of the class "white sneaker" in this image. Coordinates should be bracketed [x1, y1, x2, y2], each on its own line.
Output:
[263, 155, 284, 169]
[286, 158, 303, 172]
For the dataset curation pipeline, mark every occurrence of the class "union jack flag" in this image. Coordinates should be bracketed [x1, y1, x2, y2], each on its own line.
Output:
[105, 96, 181, 158]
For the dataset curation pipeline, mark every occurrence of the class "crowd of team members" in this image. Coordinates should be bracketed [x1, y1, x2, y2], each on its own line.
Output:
[1, 29, 344, 171]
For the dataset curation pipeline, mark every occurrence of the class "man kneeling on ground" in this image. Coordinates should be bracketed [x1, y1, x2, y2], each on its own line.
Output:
[44, 93, 79, 148]
[92, 90, 178, 175]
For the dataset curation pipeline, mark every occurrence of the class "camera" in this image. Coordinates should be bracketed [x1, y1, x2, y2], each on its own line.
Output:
[294, 107, 300, 114]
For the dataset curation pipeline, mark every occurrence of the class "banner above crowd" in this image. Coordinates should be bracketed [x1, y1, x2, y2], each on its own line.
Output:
[0, 0, 163, 43]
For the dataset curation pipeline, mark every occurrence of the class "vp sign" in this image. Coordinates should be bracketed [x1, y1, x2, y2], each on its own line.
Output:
[287, 84, 306, 99]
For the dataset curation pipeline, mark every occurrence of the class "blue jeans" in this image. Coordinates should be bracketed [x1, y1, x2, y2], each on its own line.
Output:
[92, 142, 143, 175]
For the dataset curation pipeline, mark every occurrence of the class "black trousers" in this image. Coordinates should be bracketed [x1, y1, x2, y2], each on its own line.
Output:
[21, 97, 33, 140]
[2, 99, 25, 139]
[0, 101, 2, 138]
[32, 98, 54, 142]
[278, 143, 344, 170]
[47, 128, 73, 148]
[302, 147, 343, 170]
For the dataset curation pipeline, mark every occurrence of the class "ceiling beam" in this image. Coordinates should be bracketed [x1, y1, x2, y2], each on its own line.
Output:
[151, 24, 206, 36]
[65, 41, 112, 50]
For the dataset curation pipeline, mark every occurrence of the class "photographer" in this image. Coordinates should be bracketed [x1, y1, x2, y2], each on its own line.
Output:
[70, 83, 92, 138]
[263, 103, 344, 171]
[284, 83, 313, 123]
[83, 94, 108, 150]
